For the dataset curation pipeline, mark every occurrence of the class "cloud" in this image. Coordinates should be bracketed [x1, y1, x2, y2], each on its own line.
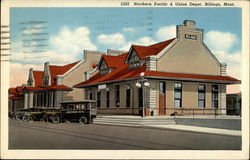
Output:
[50, 26, 97, 57]
[204, 31, 238, 51]
[122, 27, 136, 33]
[10, 63, 43, 87]
[204, 31, 241, 80]
[11, 26, 96, 65]
[212, 50, 241, 79]
[11, 50, 76, 65]
[155, 25, 176, 41]
[97, 33, 126, 46]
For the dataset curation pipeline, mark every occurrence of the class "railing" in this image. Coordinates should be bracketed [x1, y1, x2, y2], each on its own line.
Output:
[165, 108, 227, 118]
[82, 107, 230, 118]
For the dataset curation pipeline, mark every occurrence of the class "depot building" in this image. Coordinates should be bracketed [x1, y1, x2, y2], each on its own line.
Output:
[74, 20, 240, 116]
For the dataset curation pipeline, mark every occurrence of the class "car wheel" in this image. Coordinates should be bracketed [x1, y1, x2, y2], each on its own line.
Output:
[28, 115, 34, 122]
[52, 116, 60, 124]
[79, 116, 87, 124]
[15, 115, 21, 120]
[43, 117, 49, 123]
[22, 116, 28, 121]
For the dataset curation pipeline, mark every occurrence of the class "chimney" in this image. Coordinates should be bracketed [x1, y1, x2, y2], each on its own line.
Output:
[28, 68, 34, 86]
[183, 20, 196, 29]
[146, 56, 157, 71]
[177, 20, 203, 42]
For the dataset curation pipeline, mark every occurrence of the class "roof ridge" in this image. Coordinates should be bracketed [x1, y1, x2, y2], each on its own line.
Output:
[148, 38, 176, 48]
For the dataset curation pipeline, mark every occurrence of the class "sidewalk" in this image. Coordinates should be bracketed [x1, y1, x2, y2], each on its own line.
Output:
[94, 115, 241, 137]
[146, 124, 241, 137]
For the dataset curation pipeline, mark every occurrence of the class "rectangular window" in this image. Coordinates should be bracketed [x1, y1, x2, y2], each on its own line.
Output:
[160, 82, 166, 94]
[97, 91, 101, 108]
[174, 83, 182, 108]
[106, 90, 110, 108]
[126, 86, 131, 108]
[53, 91, 55, 107]
[198, 85, 206, 108]
[89, 92, 93, 100]
[212, 85, 219, 108]
[115, 85, 120, 107]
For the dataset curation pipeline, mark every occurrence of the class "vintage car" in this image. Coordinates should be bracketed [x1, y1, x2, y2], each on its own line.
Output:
[25, 108, 46, 122]
[58, 100, 97, 124]
[15, 109, 29, 121]
[42, 109, 61, 123]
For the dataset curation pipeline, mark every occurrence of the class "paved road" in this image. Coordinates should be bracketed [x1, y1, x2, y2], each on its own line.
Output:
[9, 119, 241, 150]
[175, 118, 241, 130]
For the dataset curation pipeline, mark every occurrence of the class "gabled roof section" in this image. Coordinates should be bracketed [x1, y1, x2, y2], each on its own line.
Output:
[75, 64, 240, 88]
[129, 38, 176, 60]
[74, 37, 240, 88]
[49, 61, 79, 85]
[33, 71, 43, 86]
[101, 53, 128, 69]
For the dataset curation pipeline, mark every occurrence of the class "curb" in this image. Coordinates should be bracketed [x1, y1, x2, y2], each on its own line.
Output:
[93, 122, 241, 137]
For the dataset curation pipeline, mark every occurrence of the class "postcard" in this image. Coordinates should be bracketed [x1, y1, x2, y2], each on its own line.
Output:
[1, 0, 249, 159]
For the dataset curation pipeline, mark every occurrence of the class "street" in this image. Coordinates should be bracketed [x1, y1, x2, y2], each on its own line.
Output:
[9, 119, 241, 150]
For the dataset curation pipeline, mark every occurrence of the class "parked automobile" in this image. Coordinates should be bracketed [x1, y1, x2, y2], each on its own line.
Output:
[59, 100, 97, 124]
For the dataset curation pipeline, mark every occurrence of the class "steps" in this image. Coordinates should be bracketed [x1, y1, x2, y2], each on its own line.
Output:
[93, 115, 176, 126]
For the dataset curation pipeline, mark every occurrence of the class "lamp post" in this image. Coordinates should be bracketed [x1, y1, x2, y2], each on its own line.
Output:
[135, 72, 150, 117]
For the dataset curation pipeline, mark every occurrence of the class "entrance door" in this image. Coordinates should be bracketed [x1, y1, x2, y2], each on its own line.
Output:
[138, 87, 143, 116]
[159, 82, 166, 115]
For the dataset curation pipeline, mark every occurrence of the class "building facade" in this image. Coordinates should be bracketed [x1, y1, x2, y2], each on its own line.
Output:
[75, 20, 240, 116]
[9, 50, 102, 111]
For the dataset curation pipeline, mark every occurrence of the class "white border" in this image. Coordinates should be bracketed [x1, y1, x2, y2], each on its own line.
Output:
[1, 0, 249, 159]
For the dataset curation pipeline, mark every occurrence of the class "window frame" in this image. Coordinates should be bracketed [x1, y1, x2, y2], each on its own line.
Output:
[126, 85, 131, 108]
[174, 83, 182, 108]
[212, 85, 219, 109]
[159, 82, 166, 94]
[106, 89, 110, 108]
[115, 85, 120, 107]
[198, 84, 206, 108]
[97, 91, 101, 108]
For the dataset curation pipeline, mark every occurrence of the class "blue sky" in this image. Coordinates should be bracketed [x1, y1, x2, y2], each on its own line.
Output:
[9, 7, 242, 86]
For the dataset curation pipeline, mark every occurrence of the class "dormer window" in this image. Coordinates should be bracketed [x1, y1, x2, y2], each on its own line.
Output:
[129, 51, 141, 68]
[100, 61, 110, 75]
[185, 34, 197, 40]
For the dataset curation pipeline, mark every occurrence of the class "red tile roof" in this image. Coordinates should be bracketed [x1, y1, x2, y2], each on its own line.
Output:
[9, 95, 23, 100]
[33, 71, 43, 86]
[23, 85, 72, 91]
[9, 86, 24, 94]
[75, 63, 240, 87]
[101, 53, 128, 68]
[46, 85, 73, 91]
[132, 38, 175, 59]
[145, 71, 240, 83]
[8, 86, 24, 99]
[49, 61, 79, 85]
[74, 39, 240, 88]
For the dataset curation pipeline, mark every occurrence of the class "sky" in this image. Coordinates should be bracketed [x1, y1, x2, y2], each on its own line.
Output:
[9, 7, 242, 92]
